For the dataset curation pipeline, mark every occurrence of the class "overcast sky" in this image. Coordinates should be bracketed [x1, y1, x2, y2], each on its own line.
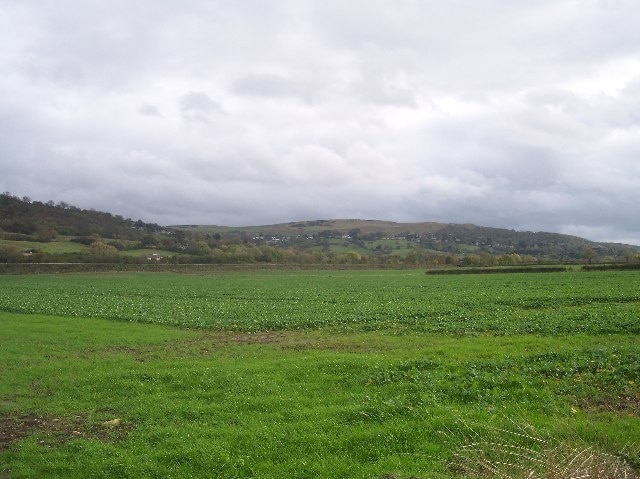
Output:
[1, 1, 640, 244]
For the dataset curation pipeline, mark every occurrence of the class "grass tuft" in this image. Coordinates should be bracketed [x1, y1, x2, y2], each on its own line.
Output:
[448, 422, 639, 479]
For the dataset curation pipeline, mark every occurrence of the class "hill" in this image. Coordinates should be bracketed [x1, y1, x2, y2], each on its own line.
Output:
[174, 219, 640, 261]
[0, 193, 178, 264]
[2, 193, 639, 266]
[1, 193, 164, 240]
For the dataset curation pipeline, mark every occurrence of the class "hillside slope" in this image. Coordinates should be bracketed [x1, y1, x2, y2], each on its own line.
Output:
[1, 193, 164, 240]
[2, 192, 638, 263]
[175, 219, 639, 259]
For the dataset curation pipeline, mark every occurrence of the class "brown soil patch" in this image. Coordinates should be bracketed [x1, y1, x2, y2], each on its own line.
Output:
[98, 331, 388, 362]
[208, 331, 293, 346]
[577, 392, 640, 414]
[185, 330, 378, 352]
[0, 413, 131, 451]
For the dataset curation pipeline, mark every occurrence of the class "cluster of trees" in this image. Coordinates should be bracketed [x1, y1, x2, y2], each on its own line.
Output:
[0, 192, 164, 241]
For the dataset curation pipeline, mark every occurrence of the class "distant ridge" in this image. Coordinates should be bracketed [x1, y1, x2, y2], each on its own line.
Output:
[2, 191, 638, 262]
[174, 219, 639, 259]
[173, 218, 591, 243]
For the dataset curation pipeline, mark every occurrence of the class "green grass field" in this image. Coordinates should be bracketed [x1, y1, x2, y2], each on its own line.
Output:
[117, 248, 188, 258]
[0, 238, 89, 254]
[0, 270, 638, 478]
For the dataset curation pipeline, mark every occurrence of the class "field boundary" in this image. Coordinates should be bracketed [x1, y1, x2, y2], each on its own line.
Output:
[581, 263, 640, 271]
[425, 266, 570, 275]
[0, 262, 415, 275]
[4, 262, 638, 275]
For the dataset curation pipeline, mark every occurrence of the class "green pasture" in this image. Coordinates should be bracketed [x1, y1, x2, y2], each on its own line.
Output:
[0, 238, 89, 254]
[309, 239, 369, 255]
[0, 238, 191, 260]
[308, 239, 415, 255]
[364, 239, 414, 254]
[117, 248, 185, 258]
[0, 270, 638, 478]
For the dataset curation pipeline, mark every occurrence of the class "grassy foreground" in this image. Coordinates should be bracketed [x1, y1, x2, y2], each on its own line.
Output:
[0, 271, 639, 478]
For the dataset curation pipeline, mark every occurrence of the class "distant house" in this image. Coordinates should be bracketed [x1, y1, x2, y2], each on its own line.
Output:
[146, 253, 163, 261]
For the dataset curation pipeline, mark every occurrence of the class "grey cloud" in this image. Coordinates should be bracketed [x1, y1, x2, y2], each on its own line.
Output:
[231, 73, 319, 103]
[1, 1, 640, 243]
[179, 92, 223, 123]
[354, 78, 418, 107]
[138, 103, 162, 117]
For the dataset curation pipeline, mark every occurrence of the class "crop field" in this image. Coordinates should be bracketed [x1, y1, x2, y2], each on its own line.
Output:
[1, 270, 639, 478]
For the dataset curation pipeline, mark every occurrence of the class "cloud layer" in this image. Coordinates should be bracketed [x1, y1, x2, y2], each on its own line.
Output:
[1, 0, 639, 243]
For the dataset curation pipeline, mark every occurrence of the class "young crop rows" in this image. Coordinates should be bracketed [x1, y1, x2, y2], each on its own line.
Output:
[0, 270, 638, 335]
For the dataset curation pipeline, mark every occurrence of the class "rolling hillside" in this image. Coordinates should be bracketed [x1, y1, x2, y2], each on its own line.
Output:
[174, 219, 639, 260]
[2, 192, 639, 264]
